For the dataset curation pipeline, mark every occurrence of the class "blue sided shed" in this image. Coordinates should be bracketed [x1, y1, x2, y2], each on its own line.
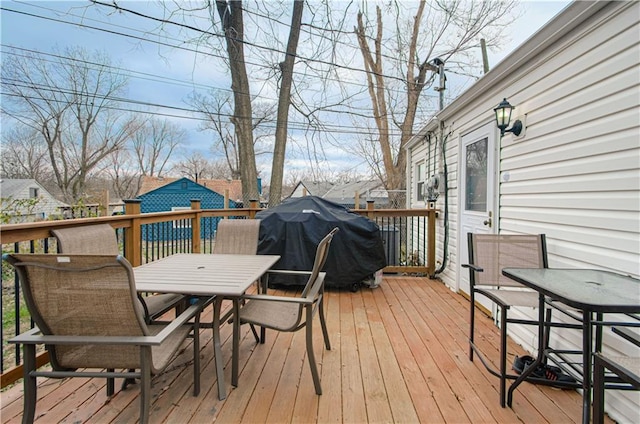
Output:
[137, 177, 239, 241]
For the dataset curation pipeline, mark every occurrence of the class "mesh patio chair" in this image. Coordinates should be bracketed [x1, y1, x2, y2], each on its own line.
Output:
[52, 224, 186, 322]
[4, 253, 209, 424]
[237, 227, 339, 395]
[213, 219, 262, 340]
[462, 233, 553, 407]
[213, 219, 261, 255]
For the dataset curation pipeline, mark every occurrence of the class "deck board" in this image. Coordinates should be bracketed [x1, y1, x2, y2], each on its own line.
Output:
[0, 276, 611, 423]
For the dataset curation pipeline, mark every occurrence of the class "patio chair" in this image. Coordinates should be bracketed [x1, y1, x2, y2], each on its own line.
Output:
[593, 326, 640, 424]
[462, 233, 552, 407]
[4, 253, 209, 424]
[213, 218, 261, 255]
[237, 227, 339, 395]
[52, 224, 186, 322]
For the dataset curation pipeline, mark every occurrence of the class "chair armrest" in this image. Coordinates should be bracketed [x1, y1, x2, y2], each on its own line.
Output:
[9, 296, 213, 347]
[461, 263, 483, 272]
[266, 269, 313, 276]
[242, 294, 314, 305]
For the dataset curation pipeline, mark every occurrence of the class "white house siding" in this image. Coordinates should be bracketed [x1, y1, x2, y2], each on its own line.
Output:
[0, 179, 65, 222]
[406, 2, 639, 421]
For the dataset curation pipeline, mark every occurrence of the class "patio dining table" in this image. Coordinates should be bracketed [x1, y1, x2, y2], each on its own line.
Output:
[502, 268, 640, 424]
[134, 253, 280, 400]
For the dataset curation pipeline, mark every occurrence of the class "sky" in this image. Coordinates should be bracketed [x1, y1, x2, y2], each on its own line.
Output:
[1, 0, 572, 182]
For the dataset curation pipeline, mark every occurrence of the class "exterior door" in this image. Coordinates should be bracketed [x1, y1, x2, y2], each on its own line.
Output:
[459, 122, 497, 303]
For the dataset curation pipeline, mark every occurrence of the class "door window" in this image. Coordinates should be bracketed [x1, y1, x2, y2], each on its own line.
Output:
[465, 138, 488, 212]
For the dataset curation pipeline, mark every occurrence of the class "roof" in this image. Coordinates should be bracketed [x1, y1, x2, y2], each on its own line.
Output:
[289, 180, 335, 198]
[323, 180, 386, 200]
[138, 176, 243, 202]
[1, 179, 40, 198]
[0, 179, 67, 205]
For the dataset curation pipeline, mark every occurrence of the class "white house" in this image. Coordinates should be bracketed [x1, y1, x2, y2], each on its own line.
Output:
[0, 179, 67, 222]
[406, 1, 639, 421]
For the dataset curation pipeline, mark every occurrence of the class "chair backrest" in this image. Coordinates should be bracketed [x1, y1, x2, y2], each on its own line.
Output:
[301, 227, 339, 298]
[52, 224, 119, 255]
[213, 219, 261, 255]
[3, 253, 148, 370]
[467, 233, 548, 288]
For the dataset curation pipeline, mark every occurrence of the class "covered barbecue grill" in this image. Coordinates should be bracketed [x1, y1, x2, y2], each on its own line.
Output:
[256, 196, 387, 290]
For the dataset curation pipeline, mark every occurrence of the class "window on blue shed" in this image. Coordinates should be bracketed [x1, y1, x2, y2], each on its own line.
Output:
[171, 206, 192, 228]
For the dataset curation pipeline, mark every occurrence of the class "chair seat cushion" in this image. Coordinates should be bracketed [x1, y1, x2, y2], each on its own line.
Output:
[239, 299, 300, 331]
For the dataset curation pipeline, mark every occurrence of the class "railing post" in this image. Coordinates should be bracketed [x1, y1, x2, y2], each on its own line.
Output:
[124, 199, 142, 267]
[191, 199, 201, 253]
[248, 199, 259, 219]
[427, 207, 437, 277]
[366, 200, 375, 219]
[354, 191, 360, 210]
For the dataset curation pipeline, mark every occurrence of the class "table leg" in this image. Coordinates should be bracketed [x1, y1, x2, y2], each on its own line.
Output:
[232, 297, 240, 387]
[581, 311, 593, 424]
[213, 297, 226, 400]
[508, 292, 546, 407]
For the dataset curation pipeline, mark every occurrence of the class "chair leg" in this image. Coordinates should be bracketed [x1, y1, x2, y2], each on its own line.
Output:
[249, 324, 261, 343]
[22, 344, 37, 424]
[542, 307, 552, 366]
[193, 312, 201, 396]
[106, 369, 114, 396]
[305, 306, 322, 395]
[499, 306, 508, 408]
[469, 290, 475, 361]
[319, 297, 331, 350]
[593, 354, 606, 424]
[140, 348, 152, 424]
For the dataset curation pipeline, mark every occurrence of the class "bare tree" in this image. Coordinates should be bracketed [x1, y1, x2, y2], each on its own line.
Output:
[354, 1, 514, 192]
[187, 90, 275, 180]
[214, 0, 260, 204]
[173, 152, 219, 181]
[101, 148, 140, 200]
[0, 127, 52, 183]
[1, 46, 142, 203]
[268, 0, 304, 207]
[131, 117, 184, 177]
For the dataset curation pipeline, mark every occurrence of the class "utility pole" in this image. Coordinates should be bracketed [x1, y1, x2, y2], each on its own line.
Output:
[432, 58, 446, 111]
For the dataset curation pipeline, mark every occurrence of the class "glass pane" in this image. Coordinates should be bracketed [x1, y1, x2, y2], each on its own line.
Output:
[465, 138, 488, 212]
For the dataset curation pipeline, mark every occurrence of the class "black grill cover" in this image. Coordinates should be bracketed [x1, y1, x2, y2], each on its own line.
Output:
[256, 196, 387, 288]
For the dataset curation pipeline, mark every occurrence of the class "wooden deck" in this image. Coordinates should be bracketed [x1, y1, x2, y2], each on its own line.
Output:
[1, 276, 605, 423]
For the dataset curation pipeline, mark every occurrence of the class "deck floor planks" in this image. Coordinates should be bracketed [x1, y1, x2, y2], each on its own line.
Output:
[413, 276, 581, 423]
[352, 288, 395, 423]
[380, 279, 471, 423]
[372, 278, 443, 423]
[391, 278, 497, 423]
[361, 288, 420, 423]
[314, 290, 343, 423]
[401, 276, 532, 423]
[339, 287, 369, 423]
[0, 276, 611, 424]
[412, 275, 564, 423]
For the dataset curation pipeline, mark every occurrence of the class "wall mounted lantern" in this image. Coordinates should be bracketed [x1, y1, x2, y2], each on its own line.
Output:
[494, 98, 523, 137]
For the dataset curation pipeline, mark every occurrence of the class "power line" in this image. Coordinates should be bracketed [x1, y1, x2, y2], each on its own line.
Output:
[0, 82, 415, 137]
[2, 5, 437, 101]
